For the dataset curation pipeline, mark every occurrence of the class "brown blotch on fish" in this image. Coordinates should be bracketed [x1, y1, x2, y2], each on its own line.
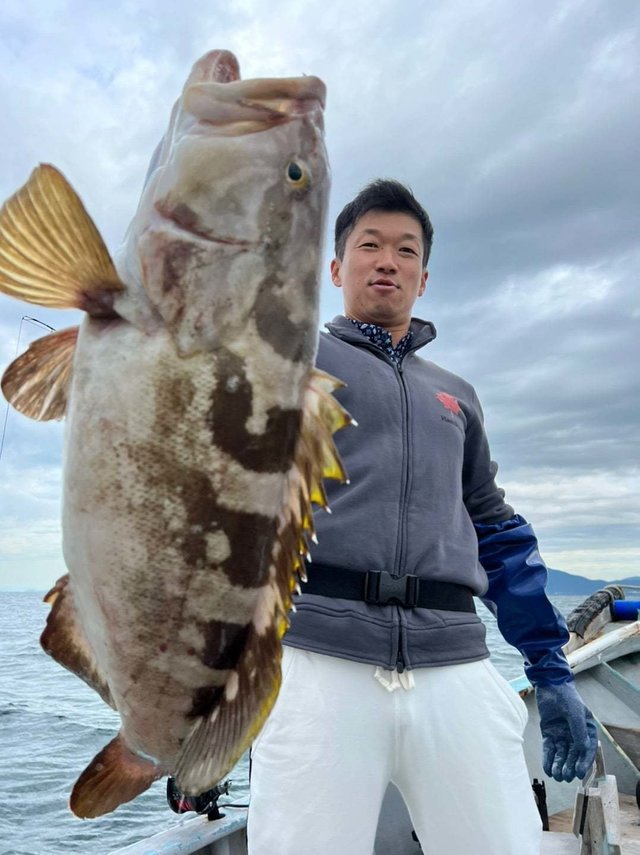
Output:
[207, 348, 301, 473]
[189, 685, 225, 718]
[80, 284, 123, 319]
[167, 203, 200, 234]
[252, 281, 314, 363]
[162, 375, 197, 425]
[158, 199, 254, 246]
[161, 240, 201, 295]
[200, 620, 250, 671]
[179, 469, 275, 587]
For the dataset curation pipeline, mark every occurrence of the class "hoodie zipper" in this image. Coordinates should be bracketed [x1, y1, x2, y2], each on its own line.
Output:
[394, 359, 412, 572]
[337, 334, 414, 674]
[396, 640, 406, 673]
[394, 358, 412, 674]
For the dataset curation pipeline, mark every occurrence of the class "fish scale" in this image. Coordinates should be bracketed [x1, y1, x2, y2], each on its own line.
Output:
[0, 49, 353, 818]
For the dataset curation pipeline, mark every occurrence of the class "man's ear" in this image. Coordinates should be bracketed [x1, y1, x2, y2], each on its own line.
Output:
[330, 258, 342, 287]
[418, 270, 429, 297]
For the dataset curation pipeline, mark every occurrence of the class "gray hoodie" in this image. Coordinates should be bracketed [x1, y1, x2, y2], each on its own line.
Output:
[284, 316, 515, 670]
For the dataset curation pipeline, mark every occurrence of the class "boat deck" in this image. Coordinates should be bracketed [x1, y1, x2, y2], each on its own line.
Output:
[548, 793, 640, 853]
[541, 832, 582, 854]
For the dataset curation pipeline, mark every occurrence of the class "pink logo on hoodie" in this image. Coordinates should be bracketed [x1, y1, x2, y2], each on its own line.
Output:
[436, 392, 461, 416]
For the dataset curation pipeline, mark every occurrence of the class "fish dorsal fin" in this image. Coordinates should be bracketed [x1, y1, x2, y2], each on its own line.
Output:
[41, 574, 116, 709]
[70, 732, 161, 818]
[174, 367, 353, 792]
[2, 326, 78, 420]
[0, 164, 124, 313]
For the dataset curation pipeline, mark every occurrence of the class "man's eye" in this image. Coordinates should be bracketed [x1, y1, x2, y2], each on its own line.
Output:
[360, 242, 377, 248]
[400, 247, 418, 255]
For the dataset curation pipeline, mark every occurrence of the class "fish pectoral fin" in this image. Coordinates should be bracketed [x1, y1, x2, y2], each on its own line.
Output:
[0, 164, 124, 315]
[70, 732, 161, 818]
[2, 326, 78, 420]
[41, 574, 116, 709]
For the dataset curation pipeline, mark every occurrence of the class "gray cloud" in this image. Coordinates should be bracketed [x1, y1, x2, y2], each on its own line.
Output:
[0, 0, 638, 584]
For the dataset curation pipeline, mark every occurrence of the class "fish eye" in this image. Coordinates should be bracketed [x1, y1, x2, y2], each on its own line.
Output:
[285, 160, 309, 189]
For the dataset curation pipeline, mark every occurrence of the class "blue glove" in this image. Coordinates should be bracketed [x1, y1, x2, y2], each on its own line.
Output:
[477, 515, 573, 685]
[536, 682, 598, 782]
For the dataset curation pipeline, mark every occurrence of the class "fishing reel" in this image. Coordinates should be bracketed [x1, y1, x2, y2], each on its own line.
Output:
[166, 776, 232, 821]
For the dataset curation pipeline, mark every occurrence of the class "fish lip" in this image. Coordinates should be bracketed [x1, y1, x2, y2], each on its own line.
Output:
[183, 76, 326, 131]
[187, 49, 241, 85]
[191, 75, 326, 110]
[185, 50, 326, 109]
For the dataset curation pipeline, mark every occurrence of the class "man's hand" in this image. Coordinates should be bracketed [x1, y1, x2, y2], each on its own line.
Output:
[535, 682, 598, 782]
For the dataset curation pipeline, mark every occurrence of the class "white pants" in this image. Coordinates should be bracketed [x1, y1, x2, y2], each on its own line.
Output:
[248, 648, 542, 855]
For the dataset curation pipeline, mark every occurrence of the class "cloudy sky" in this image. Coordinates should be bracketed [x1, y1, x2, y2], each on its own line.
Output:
[0, 0, 638, 589]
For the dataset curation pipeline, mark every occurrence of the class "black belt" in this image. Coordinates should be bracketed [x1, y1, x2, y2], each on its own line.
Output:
[300, 565, 476, 612]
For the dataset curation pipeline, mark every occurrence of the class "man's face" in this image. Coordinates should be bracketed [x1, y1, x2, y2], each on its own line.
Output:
[330, 210, 428, 330]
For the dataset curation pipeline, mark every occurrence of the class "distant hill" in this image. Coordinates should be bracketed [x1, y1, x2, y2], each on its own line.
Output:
[4, 570, 640, 597]
[547, 568, 640, 596]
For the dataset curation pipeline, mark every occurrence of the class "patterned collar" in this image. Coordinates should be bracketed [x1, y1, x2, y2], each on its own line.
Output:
[348, 318, 414, 365]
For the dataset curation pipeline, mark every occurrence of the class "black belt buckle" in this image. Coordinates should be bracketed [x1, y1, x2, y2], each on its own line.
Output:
[364, 570, 419, 608]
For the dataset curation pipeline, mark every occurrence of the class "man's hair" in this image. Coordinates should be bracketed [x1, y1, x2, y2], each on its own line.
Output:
[334, 179, 434, 268]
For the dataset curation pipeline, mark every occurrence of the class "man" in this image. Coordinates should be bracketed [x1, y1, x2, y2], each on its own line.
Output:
[247, 180, 597, 854]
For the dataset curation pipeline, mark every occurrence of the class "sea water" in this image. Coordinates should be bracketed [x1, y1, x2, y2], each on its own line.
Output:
[0, 591, 583, 855]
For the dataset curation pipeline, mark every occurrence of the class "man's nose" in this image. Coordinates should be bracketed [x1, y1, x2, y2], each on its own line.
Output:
[375, 248, 397, 272]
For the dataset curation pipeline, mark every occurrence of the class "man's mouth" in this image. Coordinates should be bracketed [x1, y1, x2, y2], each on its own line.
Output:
[370, 278, 397, 289]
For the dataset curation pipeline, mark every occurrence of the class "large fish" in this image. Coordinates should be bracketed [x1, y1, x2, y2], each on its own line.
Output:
[0, 50, 351, 818]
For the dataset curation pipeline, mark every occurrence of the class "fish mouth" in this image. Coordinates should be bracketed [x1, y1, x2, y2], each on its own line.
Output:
[181, 49, 326, 135]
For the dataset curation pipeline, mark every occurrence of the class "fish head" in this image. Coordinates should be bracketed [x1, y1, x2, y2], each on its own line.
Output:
[115, 50, 329, 360]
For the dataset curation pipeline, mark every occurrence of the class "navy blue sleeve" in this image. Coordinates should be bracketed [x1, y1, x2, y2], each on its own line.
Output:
[476, 514, 573, 686]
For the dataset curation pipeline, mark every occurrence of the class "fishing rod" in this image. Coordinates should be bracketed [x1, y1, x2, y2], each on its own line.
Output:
[0, 315, 56, 465]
